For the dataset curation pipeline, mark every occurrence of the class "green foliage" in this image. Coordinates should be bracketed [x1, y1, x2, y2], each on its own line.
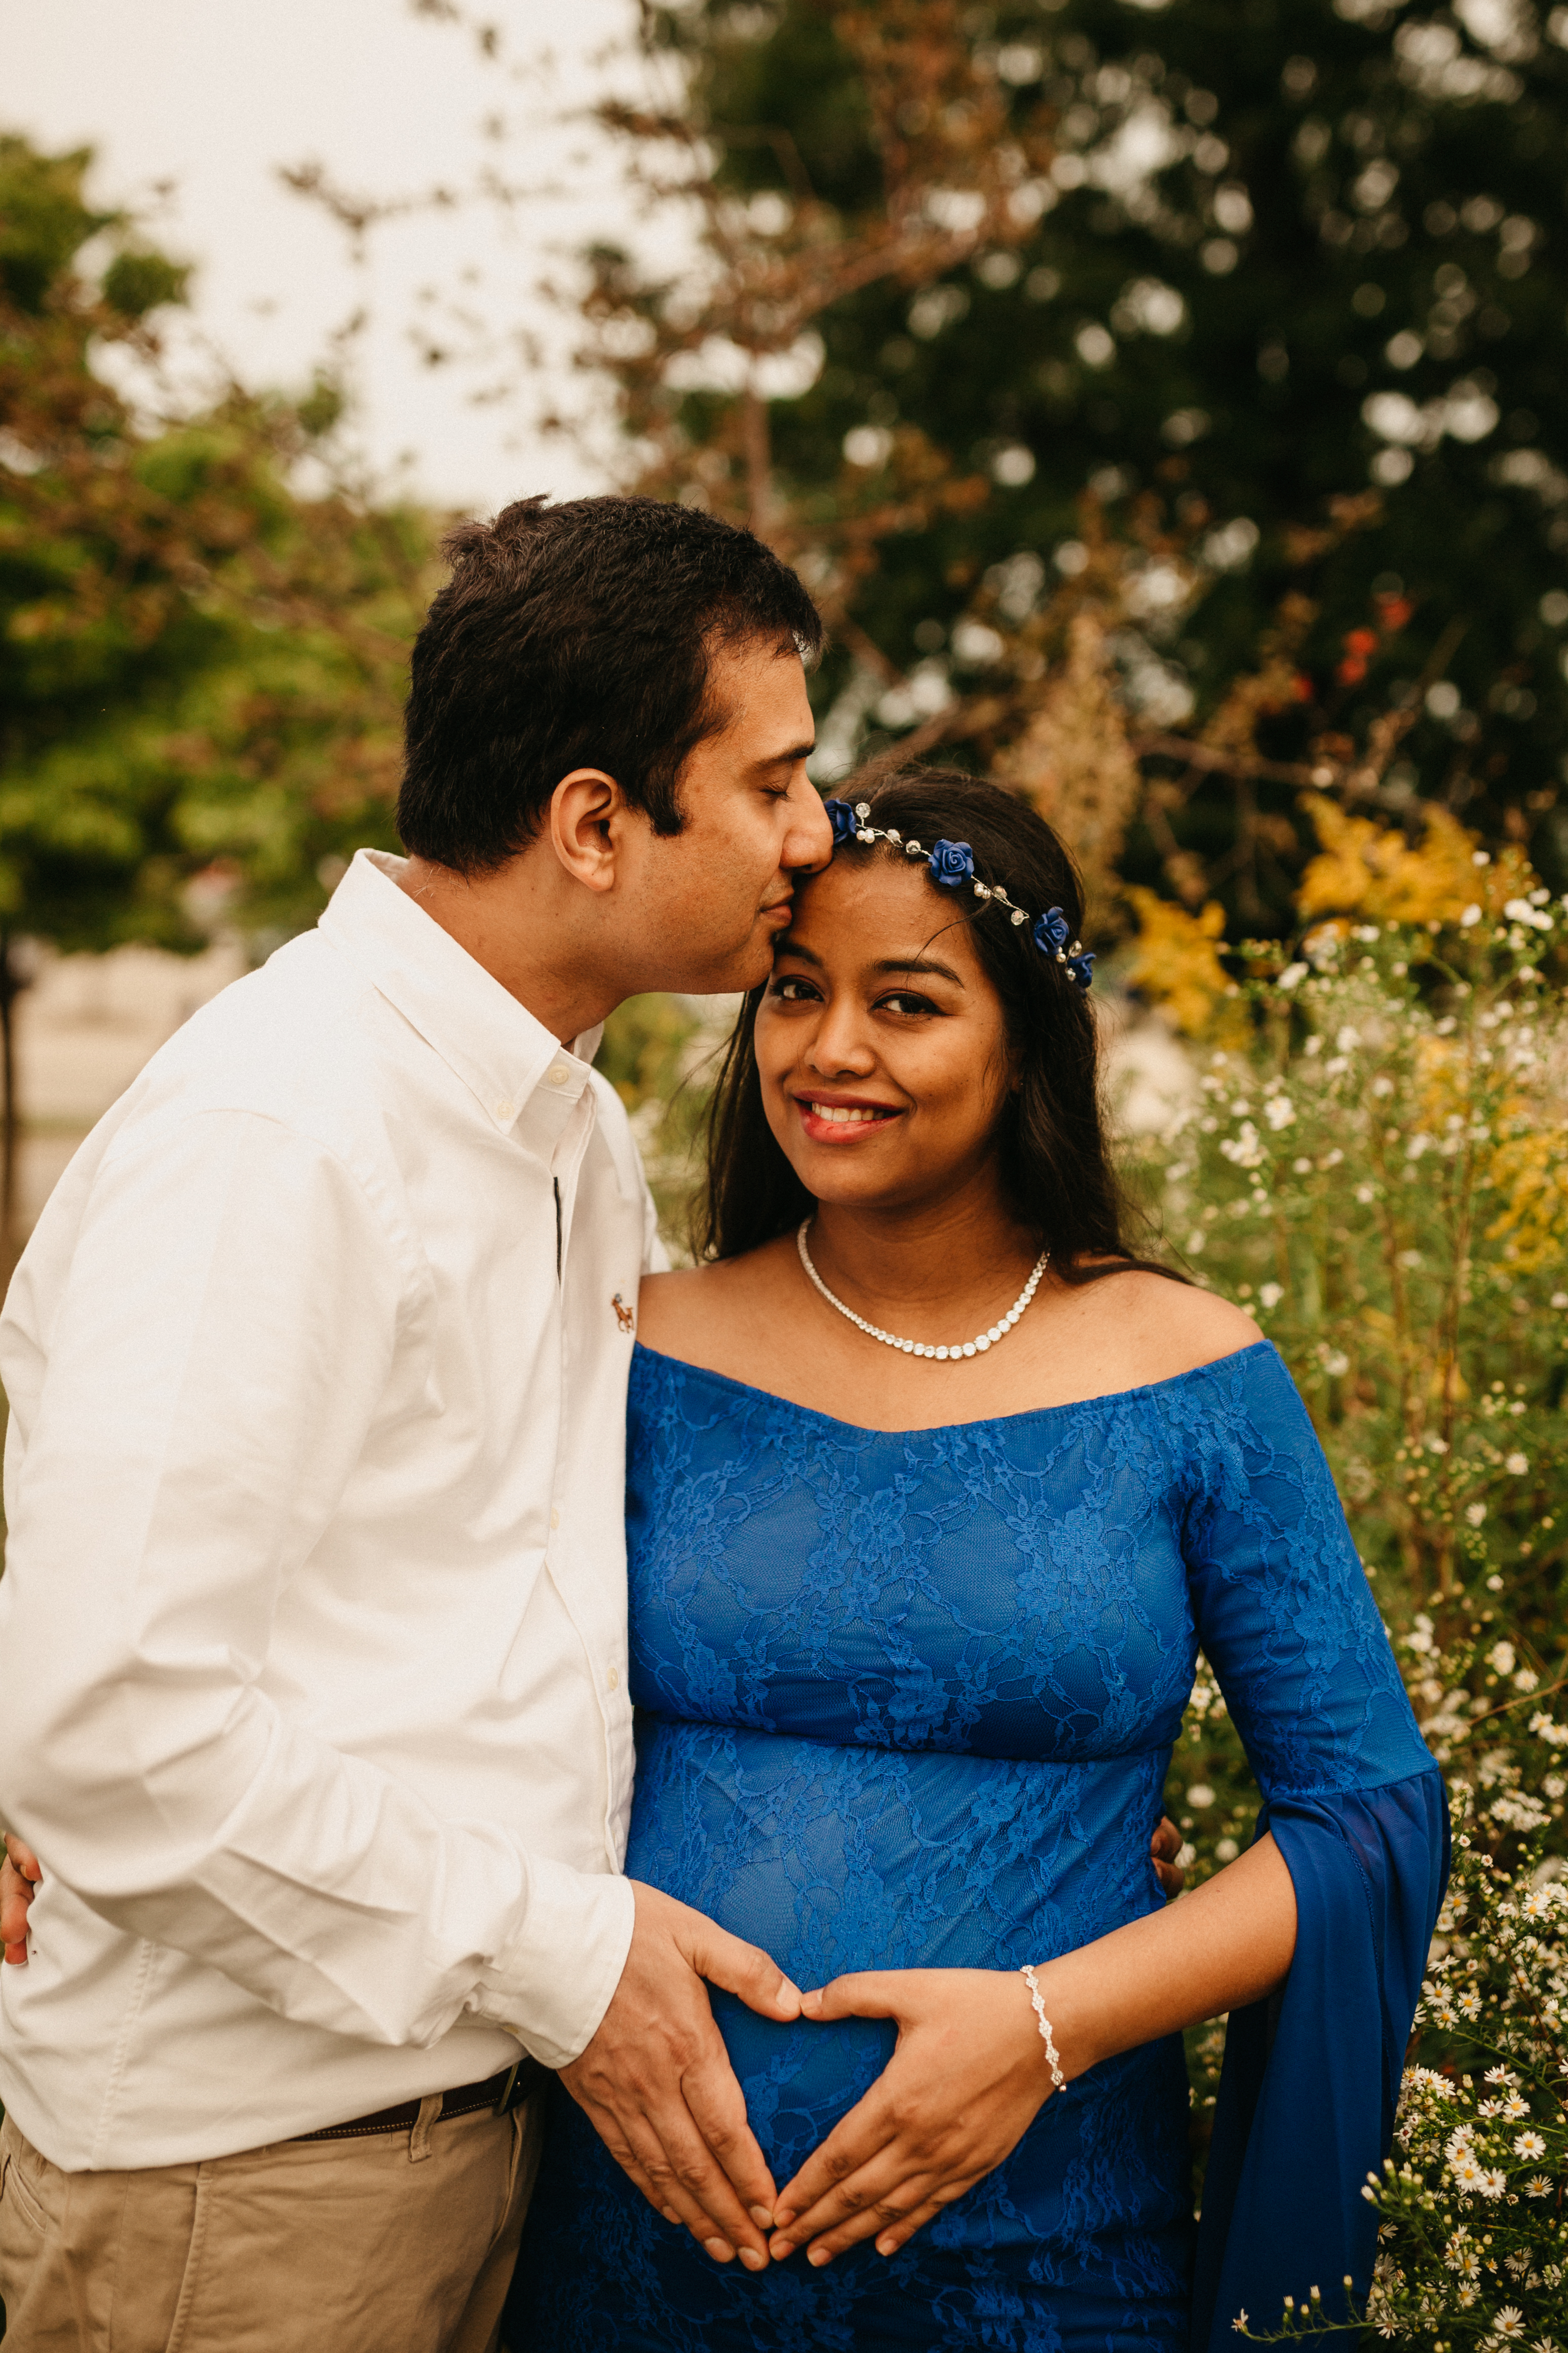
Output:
[99, 249, 190, 320]
[638, 0, 1568, 916]
[0, 137, 116, 314]
[0, 133, 433, 963]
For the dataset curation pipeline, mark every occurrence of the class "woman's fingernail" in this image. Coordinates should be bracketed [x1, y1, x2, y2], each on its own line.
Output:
[808, 2246, 831, 2267]
[770, 2238, 795, 2260]
[662, 2208, 681, 2226]
[739, 2246, 766, 2271]
[774, 2208, 795, 2229]
[749, 2205, 774, 2230]
[703, 2238, 734, 2263]
[877, 2235, 897, 2256]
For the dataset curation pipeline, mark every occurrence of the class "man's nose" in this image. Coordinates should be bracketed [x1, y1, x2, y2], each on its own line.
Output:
[785, 779, 834, 872]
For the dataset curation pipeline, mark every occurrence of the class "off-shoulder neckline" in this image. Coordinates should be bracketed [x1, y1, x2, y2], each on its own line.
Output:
[630, 1337, 1280, 1440]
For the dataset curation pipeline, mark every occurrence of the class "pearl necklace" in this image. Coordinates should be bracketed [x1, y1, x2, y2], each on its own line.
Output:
[796, 1220, 1050, 1362]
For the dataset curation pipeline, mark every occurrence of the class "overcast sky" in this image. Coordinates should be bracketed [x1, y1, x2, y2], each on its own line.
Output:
[2, 0, 659, 510]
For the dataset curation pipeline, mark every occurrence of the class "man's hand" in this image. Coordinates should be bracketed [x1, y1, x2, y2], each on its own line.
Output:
[2, 1833, 41, 1965]
[768, 1967, 1058, 2269]
[1151, 1814, 1185, 1899]
[560, 1881, 801, 2272]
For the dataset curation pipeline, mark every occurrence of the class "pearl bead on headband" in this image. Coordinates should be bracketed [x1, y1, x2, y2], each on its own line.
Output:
[822, 798, 1095, 991]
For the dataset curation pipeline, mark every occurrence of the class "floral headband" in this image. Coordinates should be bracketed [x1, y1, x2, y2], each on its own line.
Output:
[823, 798, 1094, 991]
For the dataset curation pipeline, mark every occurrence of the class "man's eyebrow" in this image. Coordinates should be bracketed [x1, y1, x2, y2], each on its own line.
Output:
[752, 739, 816, 770]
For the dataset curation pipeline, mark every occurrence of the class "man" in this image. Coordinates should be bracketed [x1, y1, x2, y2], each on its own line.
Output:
[0, 495, 832, 2350]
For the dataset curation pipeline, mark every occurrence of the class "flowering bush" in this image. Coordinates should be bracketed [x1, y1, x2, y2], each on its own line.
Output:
[1126, 803, 1568, 2346]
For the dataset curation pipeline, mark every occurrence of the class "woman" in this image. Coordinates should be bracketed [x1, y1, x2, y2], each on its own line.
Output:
[509, 769, 1445, 2351]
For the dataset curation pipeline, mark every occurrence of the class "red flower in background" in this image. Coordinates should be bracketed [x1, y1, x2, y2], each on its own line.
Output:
[1338, 626, 1379, 687]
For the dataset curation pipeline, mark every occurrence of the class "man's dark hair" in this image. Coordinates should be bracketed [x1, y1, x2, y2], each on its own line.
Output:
[397, 494, 823, 872]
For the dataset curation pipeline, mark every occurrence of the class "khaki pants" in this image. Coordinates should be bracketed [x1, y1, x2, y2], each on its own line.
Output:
[0, 2090, 544, 2353]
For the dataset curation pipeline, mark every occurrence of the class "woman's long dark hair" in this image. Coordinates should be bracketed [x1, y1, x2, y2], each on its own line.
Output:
[697, 766, 1181, 1284]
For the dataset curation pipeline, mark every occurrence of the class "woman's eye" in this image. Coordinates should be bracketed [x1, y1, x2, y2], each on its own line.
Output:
[770, 976, 821, 1002]
[877, 992, 939, 1018]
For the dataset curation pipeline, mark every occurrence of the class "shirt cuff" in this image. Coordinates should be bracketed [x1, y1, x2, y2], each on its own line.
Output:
[476, 1858, 636, 2070]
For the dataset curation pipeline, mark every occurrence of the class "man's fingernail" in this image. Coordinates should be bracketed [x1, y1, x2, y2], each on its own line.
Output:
[877, 2235, 897, 2257]
[749, 2205, 774, 2230]
[702, 2239, 734, 2263]
[808, 2246, 831, 2267]
[770, 2238, 795, 2259]
[739, 2247, 766, 2271]
[661, 2208, 681, 2226]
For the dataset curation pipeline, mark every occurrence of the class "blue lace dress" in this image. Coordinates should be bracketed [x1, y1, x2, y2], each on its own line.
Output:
[511, 1340, 1445, 2352]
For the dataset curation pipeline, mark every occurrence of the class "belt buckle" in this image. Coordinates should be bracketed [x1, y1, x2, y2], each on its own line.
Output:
[495, 2058, 526, 2114]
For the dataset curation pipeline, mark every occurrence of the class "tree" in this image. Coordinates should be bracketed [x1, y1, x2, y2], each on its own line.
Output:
[0, 134, 432, 1246]
[553, 0, 1568, 928]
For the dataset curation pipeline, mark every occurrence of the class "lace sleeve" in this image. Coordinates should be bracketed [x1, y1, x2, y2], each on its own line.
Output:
[1182, 1344, 1432, 1799]
[1176, 1347, 1447, 2350]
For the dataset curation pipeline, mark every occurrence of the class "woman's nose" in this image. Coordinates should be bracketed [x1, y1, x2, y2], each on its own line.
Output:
[806, 1003, 876, 1075]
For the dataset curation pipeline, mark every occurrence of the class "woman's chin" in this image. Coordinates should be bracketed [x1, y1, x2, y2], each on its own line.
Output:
[788, 1153, 924, 1210]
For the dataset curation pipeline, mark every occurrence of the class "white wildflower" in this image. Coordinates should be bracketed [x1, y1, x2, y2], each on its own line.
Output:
[1514, 2130, 1547, 2158]
[1219, 1122, 1265, 1169]
[1506, 1451, 1529, 1475]
[1489, 1641, 1518, 1676]
[1264, 1095, 1296, 1130]
[1258, 1283, 1282, 1309]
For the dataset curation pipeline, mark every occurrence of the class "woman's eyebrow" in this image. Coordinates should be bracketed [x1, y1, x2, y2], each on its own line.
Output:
[773, 942, 966, 987]
[874, 955, 966, 986]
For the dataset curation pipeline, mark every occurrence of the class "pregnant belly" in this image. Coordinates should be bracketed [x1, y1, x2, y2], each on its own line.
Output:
[627, 1715, 1176, 2192]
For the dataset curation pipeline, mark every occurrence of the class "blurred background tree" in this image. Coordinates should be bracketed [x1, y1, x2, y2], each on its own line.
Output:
[549, 0, 1568, 933]
[0, 132, 431, 1244]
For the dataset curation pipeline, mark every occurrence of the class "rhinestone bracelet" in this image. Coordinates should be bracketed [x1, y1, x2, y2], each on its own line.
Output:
[1020, 1964, 1066, 2090]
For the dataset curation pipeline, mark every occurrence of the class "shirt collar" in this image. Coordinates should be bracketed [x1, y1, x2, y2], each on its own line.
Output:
[319, 850, 597, 1130]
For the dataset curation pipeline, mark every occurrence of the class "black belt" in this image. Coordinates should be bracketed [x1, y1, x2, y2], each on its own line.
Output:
[292, 2056, 546, 2144]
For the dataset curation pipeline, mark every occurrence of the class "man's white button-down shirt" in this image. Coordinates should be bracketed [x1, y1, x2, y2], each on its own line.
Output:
[0, 850, 662, 2170]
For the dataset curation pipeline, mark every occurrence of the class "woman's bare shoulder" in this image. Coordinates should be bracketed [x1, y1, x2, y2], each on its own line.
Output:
[637, 1241, 797, 1363]
[1067, 1263, 1265, 1383]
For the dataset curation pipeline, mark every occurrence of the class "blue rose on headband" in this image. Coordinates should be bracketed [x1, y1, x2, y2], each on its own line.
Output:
[929, 839, 975, 889]
[1033, 906, 1070, 954]
[1065, 953, 1095, 990]
[824, 799, 860, 849]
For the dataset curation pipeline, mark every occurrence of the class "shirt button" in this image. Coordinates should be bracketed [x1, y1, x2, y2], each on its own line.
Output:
[549, 1505, 561, 1530]
[547, 1064, 571, 1089]
[493, 1100, 515, 1123]
[607, 1667, 620, 1692]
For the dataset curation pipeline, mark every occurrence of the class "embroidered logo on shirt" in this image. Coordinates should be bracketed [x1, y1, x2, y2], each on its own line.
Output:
[612, 1292, 635, 1334]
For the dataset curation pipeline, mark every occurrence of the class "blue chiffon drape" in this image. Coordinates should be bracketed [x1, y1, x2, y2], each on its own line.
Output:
[510, 1340, 1444, 2352]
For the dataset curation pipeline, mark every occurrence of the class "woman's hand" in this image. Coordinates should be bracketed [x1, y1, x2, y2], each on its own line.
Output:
[2, 1832, 41, 1965]
[1151, 1814, 1183, 1897]
[768, 1967, 1058, 2268]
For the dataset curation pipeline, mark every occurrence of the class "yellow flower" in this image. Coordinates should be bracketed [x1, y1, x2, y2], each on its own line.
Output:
[1294, 795, 1543, 927]
[1125, 888, 1235, 1036]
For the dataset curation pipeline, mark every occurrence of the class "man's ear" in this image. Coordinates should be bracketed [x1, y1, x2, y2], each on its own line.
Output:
[548, 769, 624, 894]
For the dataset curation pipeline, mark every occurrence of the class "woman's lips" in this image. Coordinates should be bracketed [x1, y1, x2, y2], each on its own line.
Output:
[794, 1097, 903, 1144]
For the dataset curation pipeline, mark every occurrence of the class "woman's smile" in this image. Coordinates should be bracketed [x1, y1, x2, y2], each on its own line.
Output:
[793, 1091, 905, 1143]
